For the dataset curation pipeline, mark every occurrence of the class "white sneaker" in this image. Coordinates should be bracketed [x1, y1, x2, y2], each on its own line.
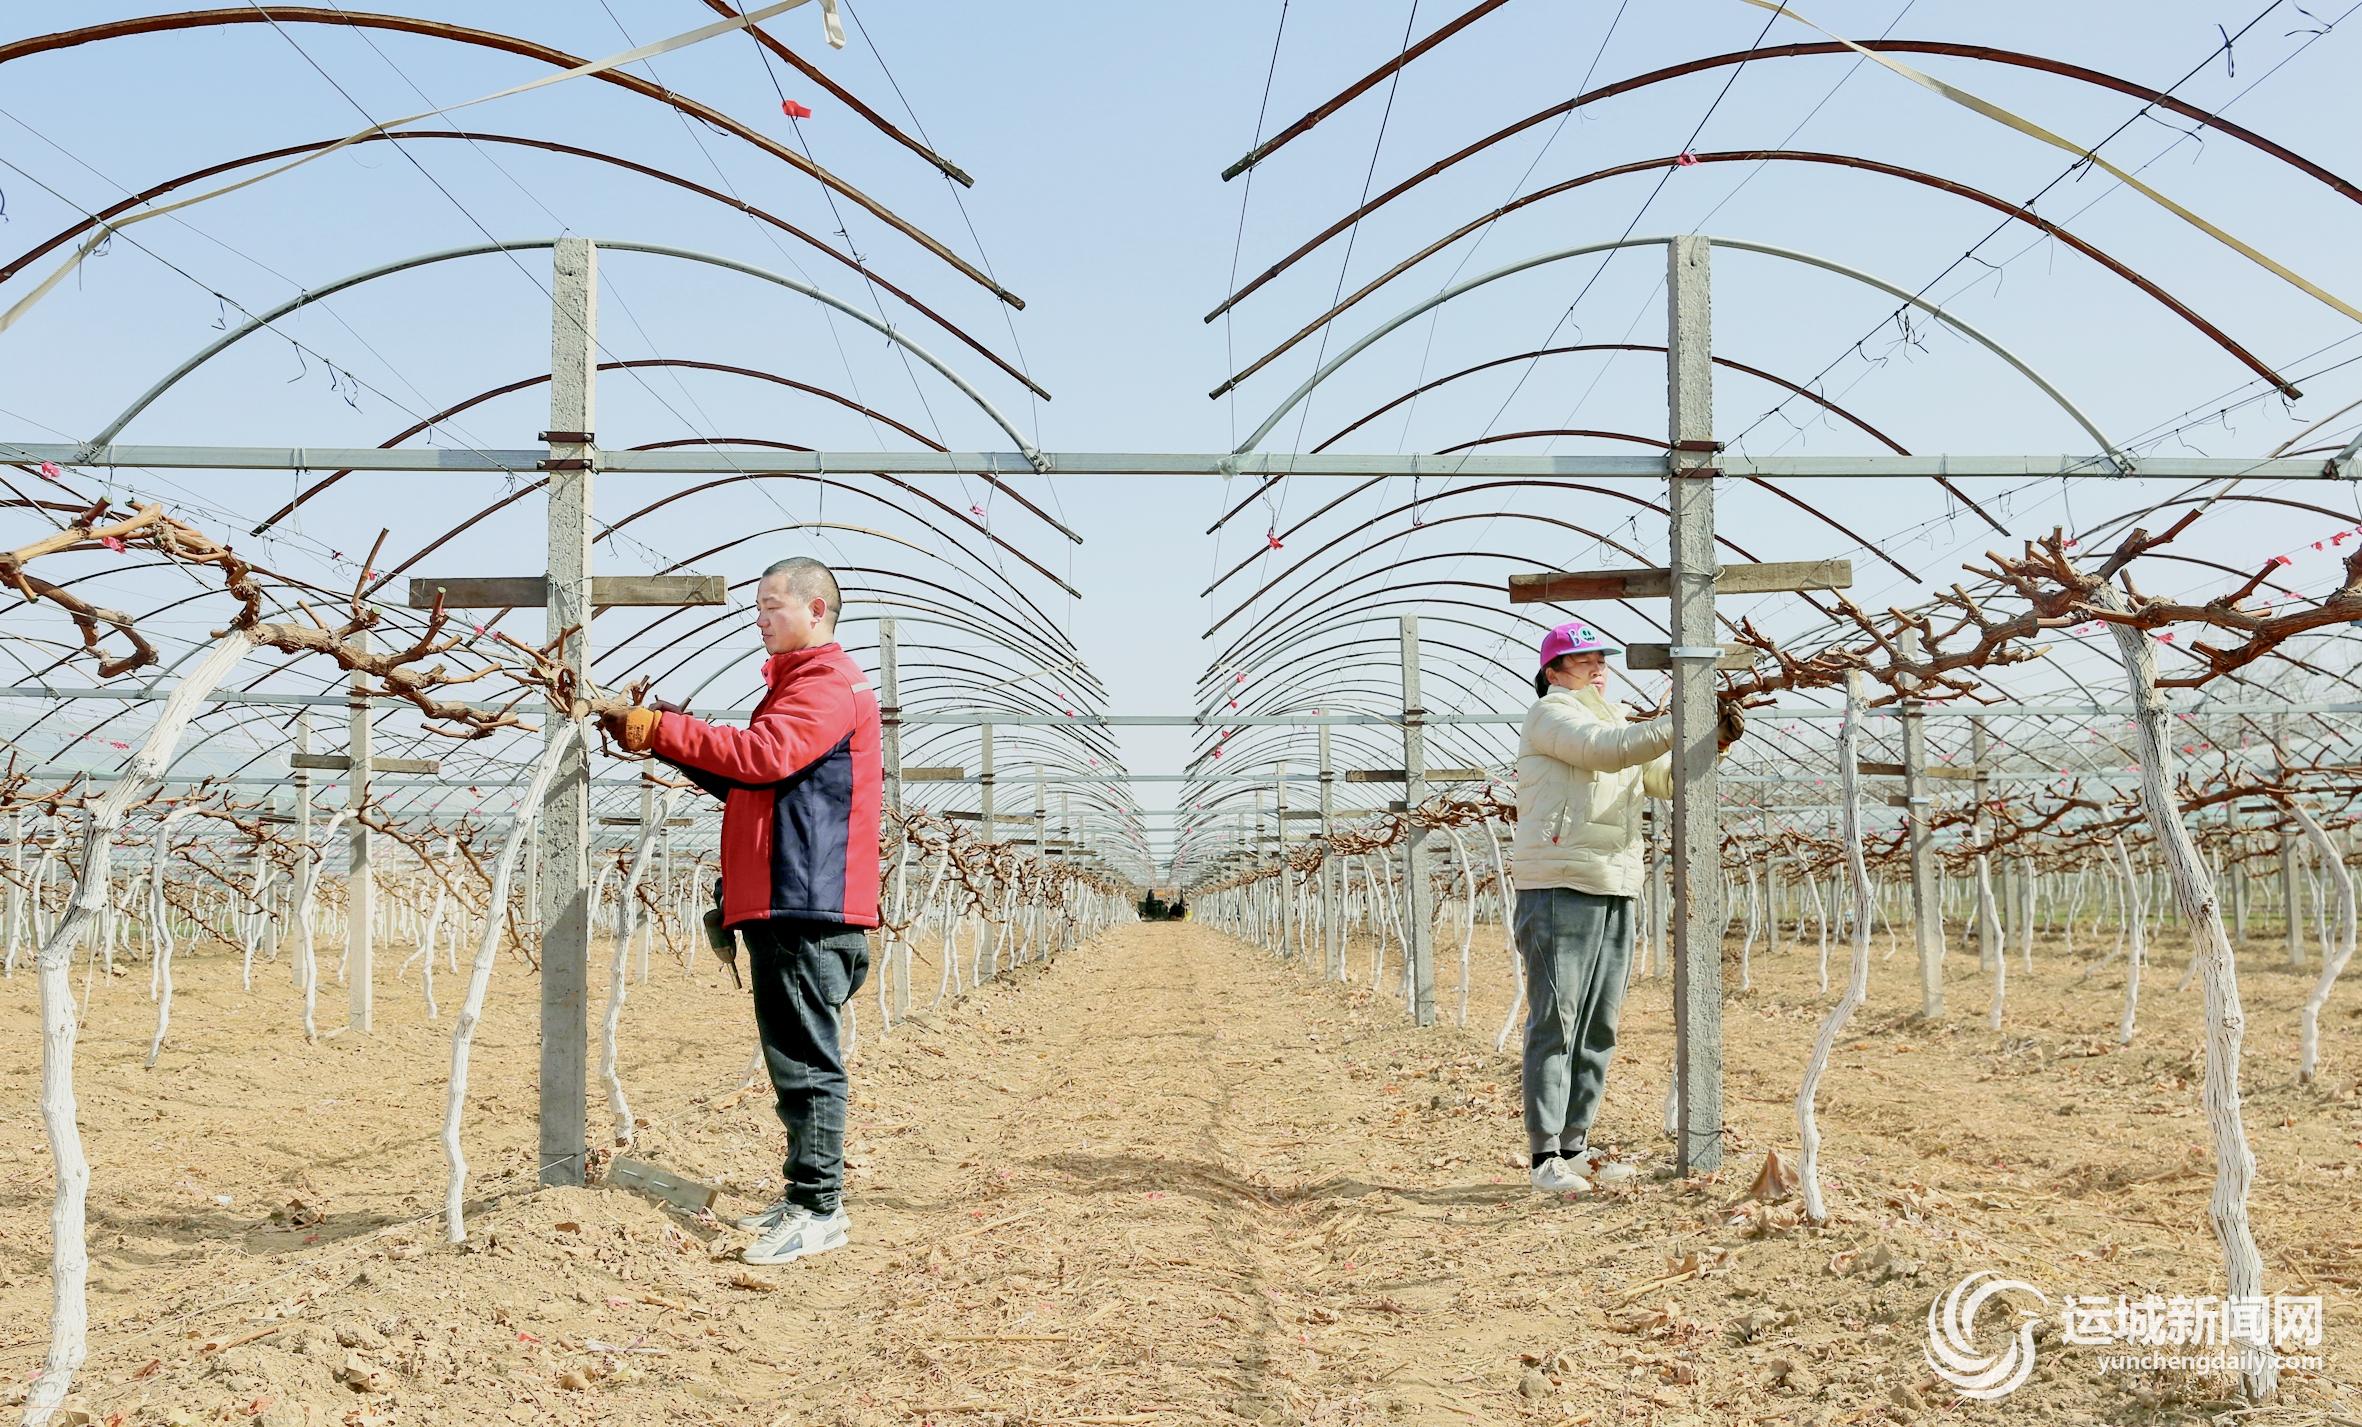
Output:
[1530, 1157, 1591, 1195]
[1567, 1144, 1638, 1186]
[732, 1194, 796, 1231]
[742, 1205, 849, 1265]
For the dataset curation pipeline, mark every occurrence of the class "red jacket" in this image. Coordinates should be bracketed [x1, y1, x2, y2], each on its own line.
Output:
[650, 643, 882, 930]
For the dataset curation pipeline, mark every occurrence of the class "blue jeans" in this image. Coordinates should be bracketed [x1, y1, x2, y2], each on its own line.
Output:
[1514, 887, 1634, 1156]
[742, 918, 871, 1213]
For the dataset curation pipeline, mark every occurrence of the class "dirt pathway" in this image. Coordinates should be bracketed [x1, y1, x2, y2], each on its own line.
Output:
[3, 920, 2356, 1425]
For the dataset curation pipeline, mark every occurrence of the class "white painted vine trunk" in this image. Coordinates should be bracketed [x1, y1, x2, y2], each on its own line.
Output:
[444, 722, 582, 1244]
[2280, 799, 2354, 1086]
[603, 789, 677, 1148]
[2103, 604, 2275, 1399]
[2112, 837, 2146, 1046]
[1799, 672, 1873, 1224]
[144, 809, 199, 1068]
[27, 630, 253, 1427]
[1490, 824, 1525, 1054]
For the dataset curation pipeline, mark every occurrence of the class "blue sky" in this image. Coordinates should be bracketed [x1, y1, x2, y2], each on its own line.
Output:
[2, 1, 2358, 876]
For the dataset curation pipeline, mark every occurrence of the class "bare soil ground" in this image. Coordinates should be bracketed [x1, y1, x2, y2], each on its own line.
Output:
[1, 917, 2357, 1426]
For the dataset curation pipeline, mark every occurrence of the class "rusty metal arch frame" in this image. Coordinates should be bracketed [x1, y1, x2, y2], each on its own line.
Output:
[630, 612, 1078, 732]
[650, 608, 1108, 741]
[1228, 602, 1558, 713]
[1207, 488, 1806, 651]
[1212, 149, 2293, 400]
[1210, 38, 2362, 318]
[361, 466, 1082, 676]
[1180, 721, 1419, 800]
[85, 239, 1045, 468]
[1187, 638, 1523, 763]
[602, 516, 1092, 680]
[1211, 661, 1513, 768]
[1183, 716, 1411, 778]
[1205, 478, 1670, 603]
[2074, 490, 2362, 554]
[629, 592, 1102, 732]
[690, 0, 974, 185]
[0, 132, 1043, 400]
[594, 551, 1091, 702]
[1215, 582, 1576, 696]
[1208, 552, 1675, 712]
[896, 730, 1135, 806]
[1218, 590, 1562, 702]
[1227, 638, 1526, 747]
[1229, 235, 2129, 469]
[898, 723, 1130, 796]
[1207, 343, 1979, 556]
[1209, 639, 1526, 766]
[262, 357, 1068, 540]
[1206, 461, 1916, 623]
[604, 437, 1078, 545]
[588, 468, 1081, 606]
[0, 8, 1017, 305]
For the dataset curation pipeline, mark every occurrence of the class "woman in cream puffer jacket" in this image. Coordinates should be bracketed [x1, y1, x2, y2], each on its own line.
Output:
[1510, 684, 1674, 896]
[1512, 619, 1675, 1198]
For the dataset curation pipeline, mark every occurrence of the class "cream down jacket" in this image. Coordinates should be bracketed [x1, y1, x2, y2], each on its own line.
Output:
[1511, 686, 1674, 897]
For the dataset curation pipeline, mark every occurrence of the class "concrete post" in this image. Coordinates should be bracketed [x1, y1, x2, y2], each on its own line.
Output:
[1319, 727, 1341, 979]
[979, 724, 995, 847]
[1059, 789, 1077, 956]
[1666, 233, 1724, 1173]
[1032, 773, 1048, 961]
[1274, 761, 1292, 961]
[538, 235, 597, 1188]
[5, 812, 21, 965]
[1399, 616, 1436, 1025]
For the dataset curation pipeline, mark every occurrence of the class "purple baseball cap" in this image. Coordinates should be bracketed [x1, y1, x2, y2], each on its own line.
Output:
[1537, 619, 1621, 669]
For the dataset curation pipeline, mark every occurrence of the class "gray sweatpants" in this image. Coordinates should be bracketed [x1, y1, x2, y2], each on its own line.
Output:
[1515, 886, 1635, 1156]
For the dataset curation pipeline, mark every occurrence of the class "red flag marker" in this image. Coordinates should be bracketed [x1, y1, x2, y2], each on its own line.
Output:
[781, 99, 813, 119]
[1675, 151, 1699, 166]
[37, 460, 61, 480]
[100, 535, 127, 553]
[1265, 528, 1284, 550]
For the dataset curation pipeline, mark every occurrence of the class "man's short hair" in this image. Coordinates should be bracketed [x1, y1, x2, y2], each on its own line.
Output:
[762, 557, 841, 626]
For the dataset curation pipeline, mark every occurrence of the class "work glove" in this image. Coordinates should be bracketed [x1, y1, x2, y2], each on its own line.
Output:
[599, 705, 662, 754]
[1716, 700, 1746, 750]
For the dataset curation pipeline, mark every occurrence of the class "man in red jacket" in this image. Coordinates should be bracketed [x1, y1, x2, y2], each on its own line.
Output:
[602, 556, 881, 1266]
